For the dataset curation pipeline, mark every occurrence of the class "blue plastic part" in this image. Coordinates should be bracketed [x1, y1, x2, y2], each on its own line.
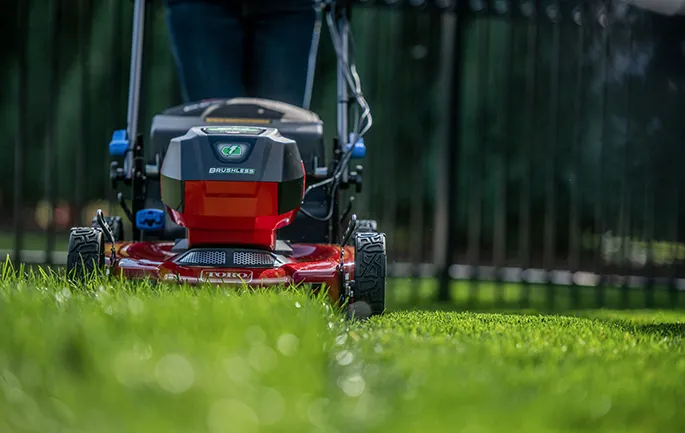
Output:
[109, 129, 129, 156]
[345, 135, 366, 159]
[135, 209, 166, 231]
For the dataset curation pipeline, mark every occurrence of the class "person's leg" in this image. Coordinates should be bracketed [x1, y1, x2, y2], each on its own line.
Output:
[164, 0, 246, 102]
[243, 3, 316, 107]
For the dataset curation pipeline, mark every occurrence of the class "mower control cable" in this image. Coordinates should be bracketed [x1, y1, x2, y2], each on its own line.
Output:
[300, 4, 370, 215]
[340, 213, 358, 301]
[95, 209, 117, 273]
[325, 3, 372, 140]
[299, 147, 355, 222]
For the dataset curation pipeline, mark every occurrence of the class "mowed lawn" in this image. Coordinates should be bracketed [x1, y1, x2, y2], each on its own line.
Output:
[1, 270, 684, 433]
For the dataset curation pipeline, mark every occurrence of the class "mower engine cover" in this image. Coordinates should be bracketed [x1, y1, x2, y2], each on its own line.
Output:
[160, 126, 305, 250]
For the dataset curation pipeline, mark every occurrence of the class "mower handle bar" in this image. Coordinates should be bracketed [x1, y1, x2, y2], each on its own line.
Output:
[122, 0, 357, 181]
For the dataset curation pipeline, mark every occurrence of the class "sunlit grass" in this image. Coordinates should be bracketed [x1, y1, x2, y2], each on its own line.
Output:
[0, 263, 684, 432]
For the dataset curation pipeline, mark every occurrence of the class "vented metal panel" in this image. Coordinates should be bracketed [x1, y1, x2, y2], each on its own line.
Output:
[233, 251, 275, 266]
[174, 248, 280, 268]
[177, 250, 226, 266]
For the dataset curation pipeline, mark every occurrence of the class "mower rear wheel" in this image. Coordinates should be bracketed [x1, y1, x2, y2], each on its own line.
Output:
[67, 227, 105, 281]
[355, 219, 378, 233]
[91, 215, 124, 242]
[351, 231, 387, 318]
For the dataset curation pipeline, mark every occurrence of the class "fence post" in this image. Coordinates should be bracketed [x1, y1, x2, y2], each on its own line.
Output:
[45, 0, 61, 265]
[13, 0, 29, 265]
[436, 5, 465, 303]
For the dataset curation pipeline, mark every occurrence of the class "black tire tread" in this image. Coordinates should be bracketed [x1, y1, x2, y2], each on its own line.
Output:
[353, 232, 387, 316]
[67, 227, 105, 280]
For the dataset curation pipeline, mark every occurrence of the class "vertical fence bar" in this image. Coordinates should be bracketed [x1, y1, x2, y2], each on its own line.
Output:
[74, 0, 90, 227]
[618, 127, 631, 307]
[643, 92, 655, 308]
[636, 11, 655, 307]
[118, 1, 130, 130]
[392, 9, 409, 265]
[668, 37, 682, 307]
[381, 10, 400, 271]
[437, 4, 464, 303]
[365, 5, 380, 220]
[660, 19, 681, 309]
[355, 6, 376, 220]
[45, 0, 61, 265]
[669, 133, 682, 308]
[594, 1, 611, 307]
[108, 0, 125, 214]
[467, 15, 488, 307]
[408, 11, 432, 302]
[13, 0, 29, 265]
[619, 26, 634, 309]
[139, 0, 155, 142]
[544, 0, 561, 310]
[494, 4, 515, 306]
[644, 165, 655, 306]
[569, 3, 585, 309]
[433, 7, 453, 302]
[519, 1, 538, 308]
[393, 9, 404, 256]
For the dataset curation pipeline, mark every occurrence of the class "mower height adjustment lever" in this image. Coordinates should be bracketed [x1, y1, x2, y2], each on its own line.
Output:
[310, 166, 330, 180]
[110, 162, 126, 189]
[116, 193, 134, 223]
[347, 165, 363, 193]
[110, 159, 160, 187]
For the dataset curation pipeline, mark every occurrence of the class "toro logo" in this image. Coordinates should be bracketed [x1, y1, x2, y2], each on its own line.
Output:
[200, 270, 253, 283]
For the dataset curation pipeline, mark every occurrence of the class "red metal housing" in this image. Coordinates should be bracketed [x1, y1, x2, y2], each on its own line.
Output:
[168, 180, 302, 250]
[105, 241, 355, 302]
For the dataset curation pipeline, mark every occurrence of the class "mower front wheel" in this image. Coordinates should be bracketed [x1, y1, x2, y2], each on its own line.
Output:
[350, 231, 387, 319]
[67, 227, 105, 281]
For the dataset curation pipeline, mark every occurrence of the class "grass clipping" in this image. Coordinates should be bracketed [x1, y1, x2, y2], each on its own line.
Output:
[0, 261, 684, 433]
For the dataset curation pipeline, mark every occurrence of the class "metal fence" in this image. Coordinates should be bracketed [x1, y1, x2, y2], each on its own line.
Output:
[3, 0, 685, 309]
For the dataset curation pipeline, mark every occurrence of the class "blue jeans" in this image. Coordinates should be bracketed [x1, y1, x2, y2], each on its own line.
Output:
[164, 0, 316, 107]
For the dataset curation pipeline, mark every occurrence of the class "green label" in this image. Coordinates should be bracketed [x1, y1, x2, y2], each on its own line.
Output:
[221, 144, 242, 156]
[216, 143, 249, 161]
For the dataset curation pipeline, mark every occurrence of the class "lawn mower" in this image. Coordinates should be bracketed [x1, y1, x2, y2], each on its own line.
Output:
[66, 0, 387, 317]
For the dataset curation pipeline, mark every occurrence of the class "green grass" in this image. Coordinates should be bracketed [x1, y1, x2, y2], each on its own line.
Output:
[389, 278, 685, 311]
[0, 268, 684, 432]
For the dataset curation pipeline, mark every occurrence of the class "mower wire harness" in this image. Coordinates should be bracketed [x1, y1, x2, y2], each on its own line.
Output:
[300, 1, 373, 222]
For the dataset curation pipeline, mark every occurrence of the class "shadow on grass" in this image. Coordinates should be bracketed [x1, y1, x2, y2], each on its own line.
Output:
[620, 323, 685, 338]
[385, 279, 685, 338]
